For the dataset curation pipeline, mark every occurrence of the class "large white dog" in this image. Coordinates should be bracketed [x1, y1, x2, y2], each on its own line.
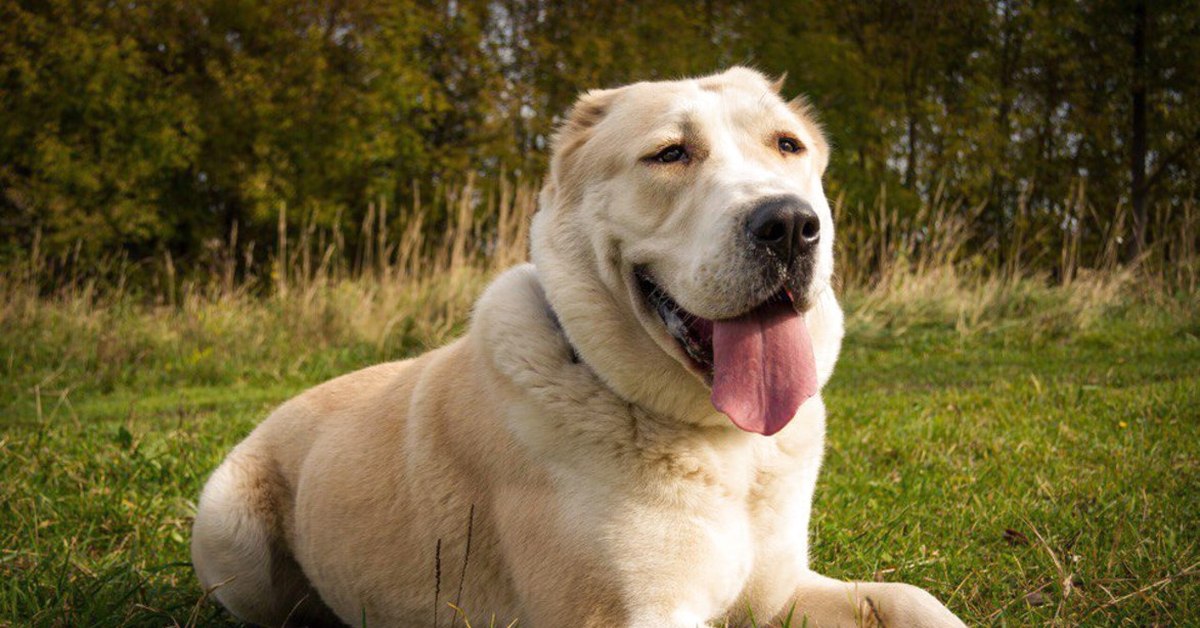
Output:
[192, 67, 966, 627]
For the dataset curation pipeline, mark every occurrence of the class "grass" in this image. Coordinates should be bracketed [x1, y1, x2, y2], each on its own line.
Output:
[2, 178, 1197, 625]
[1, 266, 1196, 626]
[817, 292, 1200, 625]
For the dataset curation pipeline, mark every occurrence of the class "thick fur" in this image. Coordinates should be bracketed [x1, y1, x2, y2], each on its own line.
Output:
[192, 68, 965, 627]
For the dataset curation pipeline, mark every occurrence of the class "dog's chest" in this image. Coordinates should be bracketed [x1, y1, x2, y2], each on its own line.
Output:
[576, 435, 820, 621]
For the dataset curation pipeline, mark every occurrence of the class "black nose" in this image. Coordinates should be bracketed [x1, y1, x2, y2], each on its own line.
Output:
[745, 196, 820, 263]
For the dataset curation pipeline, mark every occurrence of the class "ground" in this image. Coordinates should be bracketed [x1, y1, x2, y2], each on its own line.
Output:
[1, 288, 1197, 626]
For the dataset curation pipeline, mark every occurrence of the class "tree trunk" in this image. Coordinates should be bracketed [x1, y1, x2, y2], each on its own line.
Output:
[905, 109, 918, 190]
[1127, 0, 1148, 261]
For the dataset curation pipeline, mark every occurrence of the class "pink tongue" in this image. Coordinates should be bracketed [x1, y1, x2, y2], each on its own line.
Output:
[711, 301, 818, 436]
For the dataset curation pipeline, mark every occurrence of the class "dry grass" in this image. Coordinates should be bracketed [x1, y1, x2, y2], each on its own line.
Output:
[6, 179, 1195, 351]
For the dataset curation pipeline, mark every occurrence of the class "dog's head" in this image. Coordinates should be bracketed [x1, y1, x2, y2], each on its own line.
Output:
[531, 67, 843, 435]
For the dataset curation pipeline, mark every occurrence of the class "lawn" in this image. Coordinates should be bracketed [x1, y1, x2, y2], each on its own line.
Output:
[1, 281, 1197, 626]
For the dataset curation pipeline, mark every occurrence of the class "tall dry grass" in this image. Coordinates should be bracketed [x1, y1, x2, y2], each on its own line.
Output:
[4, 177, 534, 364]
[1, 177, 1196, 403]
[834, 182, 1198, 337]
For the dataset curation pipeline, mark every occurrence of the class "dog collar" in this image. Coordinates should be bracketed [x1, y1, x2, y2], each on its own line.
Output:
[544, 305, 581, 365]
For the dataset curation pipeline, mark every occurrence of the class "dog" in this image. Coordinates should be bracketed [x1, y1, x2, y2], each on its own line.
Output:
[191, 67, 966, 627]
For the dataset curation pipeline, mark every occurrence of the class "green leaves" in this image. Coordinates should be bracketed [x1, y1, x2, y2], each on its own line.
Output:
[2, 0, 1197, 284]
[1, 0, 199, 258]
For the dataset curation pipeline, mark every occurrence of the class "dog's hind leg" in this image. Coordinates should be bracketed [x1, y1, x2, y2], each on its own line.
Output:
[192, 451, 341, 627]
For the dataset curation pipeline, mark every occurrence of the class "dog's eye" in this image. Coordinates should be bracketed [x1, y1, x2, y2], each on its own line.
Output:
[651, 144, 689, 164]
[777, 136, 805, 155]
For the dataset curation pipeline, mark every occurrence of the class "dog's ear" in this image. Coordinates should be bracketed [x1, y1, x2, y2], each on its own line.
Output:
[766, 70, 829, 176]
[788, 94, 831, 176]
[548, 87, 622, 202]
[560, 87, 618, 136]
[770, 71, 788, 94]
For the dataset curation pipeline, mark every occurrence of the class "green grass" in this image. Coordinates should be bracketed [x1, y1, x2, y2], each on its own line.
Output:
[1, 282, 1197, 626]
[816, 309, 1200, 625]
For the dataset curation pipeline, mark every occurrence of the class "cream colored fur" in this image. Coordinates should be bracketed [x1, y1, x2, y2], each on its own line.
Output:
[191, 67, 966, 627]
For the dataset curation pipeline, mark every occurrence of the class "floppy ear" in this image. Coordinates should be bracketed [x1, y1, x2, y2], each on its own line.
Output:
[558, 87, 619, 138]
[548, 87, 621, 197]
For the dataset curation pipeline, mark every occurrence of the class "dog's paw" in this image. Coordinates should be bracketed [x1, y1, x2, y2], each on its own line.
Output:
[861, 583, 966, 628]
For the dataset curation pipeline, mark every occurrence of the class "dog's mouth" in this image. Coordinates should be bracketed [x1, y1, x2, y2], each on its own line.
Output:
[634, 267, 819, 436]
[635, 268, 718, 375]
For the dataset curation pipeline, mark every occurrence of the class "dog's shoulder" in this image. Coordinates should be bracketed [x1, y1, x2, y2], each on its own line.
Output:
[471, 263, 580, 383]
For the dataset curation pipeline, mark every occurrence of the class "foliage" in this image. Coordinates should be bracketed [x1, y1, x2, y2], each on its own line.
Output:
[2, 1, 1197, 283]
[1, 0, 508, 266]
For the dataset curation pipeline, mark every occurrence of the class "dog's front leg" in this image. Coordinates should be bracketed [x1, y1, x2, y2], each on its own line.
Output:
[779, 572, 966, 628]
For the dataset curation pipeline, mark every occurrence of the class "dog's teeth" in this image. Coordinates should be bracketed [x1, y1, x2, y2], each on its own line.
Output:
[662, 306, 689, 341]
[640, 270, 713, 369]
